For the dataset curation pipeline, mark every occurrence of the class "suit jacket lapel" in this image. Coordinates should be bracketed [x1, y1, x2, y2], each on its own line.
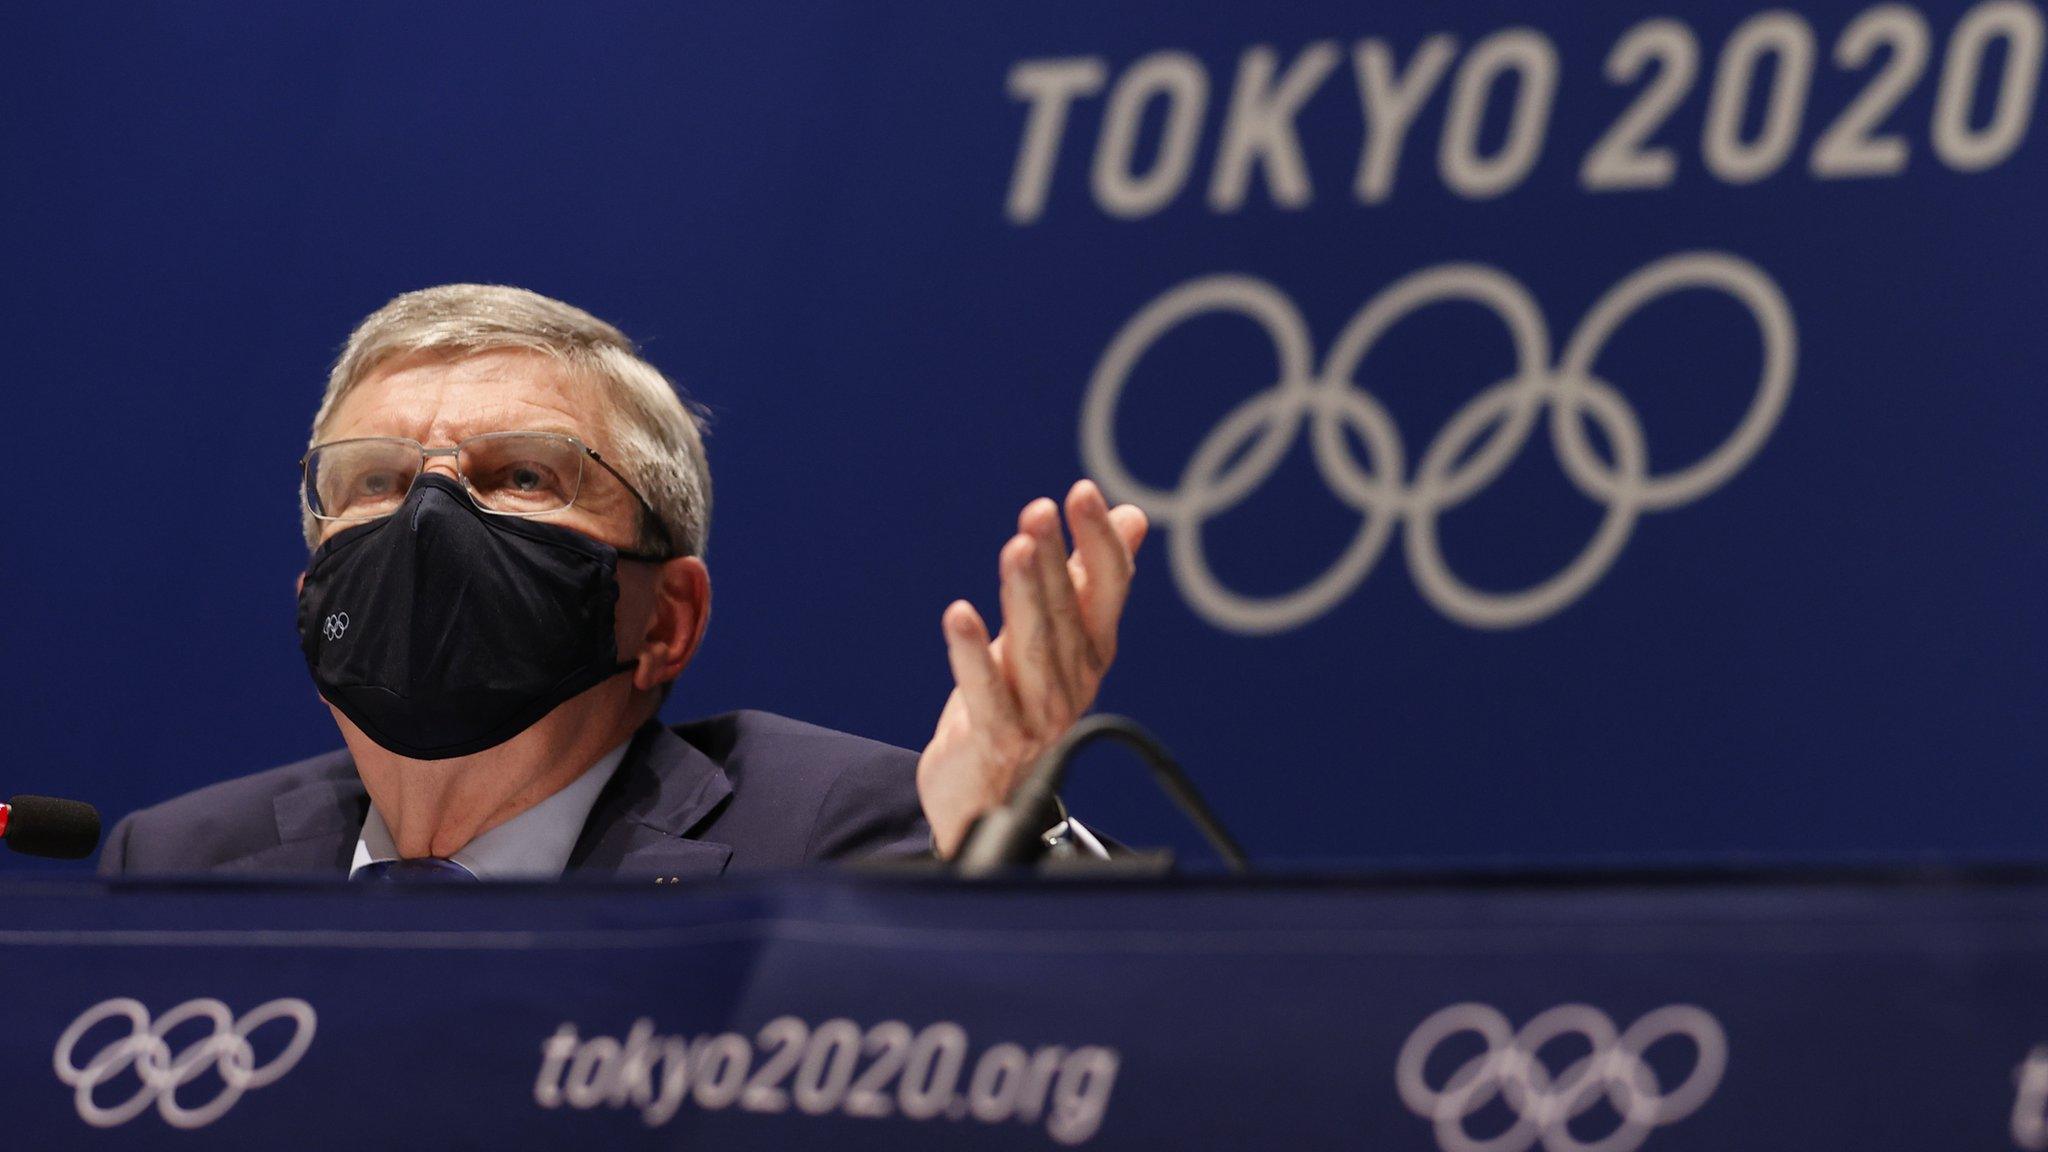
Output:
[568, 722, 735, 880]
[212, 772, 366, 876]
[206, 723, 735, 880]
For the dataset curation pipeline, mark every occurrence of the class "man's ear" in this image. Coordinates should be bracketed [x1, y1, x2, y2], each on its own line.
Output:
[633, 556, 710, 692]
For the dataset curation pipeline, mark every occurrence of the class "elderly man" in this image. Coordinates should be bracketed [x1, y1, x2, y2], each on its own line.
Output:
[98, 285, 1146, 878]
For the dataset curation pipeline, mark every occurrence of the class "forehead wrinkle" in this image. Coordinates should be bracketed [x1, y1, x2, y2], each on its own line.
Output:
[424, 398, 588, 448]
[334, 351, 609, 448]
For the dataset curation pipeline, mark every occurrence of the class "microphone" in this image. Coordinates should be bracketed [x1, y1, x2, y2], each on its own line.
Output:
[2, 795, 102, 860]
[955, 715, 1248, 878]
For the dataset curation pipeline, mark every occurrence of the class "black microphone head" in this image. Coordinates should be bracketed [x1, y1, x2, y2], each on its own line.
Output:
[6, 795, 102, 860]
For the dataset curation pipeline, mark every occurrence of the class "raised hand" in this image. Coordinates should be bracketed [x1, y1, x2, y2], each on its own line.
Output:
[917, 478, 1149, 858]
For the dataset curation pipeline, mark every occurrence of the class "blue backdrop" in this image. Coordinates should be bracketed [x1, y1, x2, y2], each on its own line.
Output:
[3, 0, 2043, 867]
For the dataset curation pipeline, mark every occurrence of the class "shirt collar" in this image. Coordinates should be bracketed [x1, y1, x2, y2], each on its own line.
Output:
[349, 739, 631, 880]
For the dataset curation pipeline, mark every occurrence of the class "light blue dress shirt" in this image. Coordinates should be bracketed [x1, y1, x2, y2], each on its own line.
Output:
[348, 740, 630, 879]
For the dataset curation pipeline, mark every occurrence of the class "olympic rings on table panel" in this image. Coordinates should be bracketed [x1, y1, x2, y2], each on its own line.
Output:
[53, 997, 318, 1129]
[1394, 1002, 1728, 1152]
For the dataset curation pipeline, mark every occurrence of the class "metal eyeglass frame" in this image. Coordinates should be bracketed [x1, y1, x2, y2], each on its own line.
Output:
[300, 431, 675, 557]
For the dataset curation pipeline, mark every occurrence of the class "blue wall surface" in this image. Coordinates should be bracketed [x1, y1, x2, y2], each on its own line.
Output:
[3, 0, 2044, 866]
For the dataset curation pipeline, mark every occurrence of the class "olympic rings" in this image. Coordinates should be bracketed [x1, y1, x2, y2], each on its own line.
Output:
[1080, 252, 1796, 632]
[1394, 1002, 1728, 1152]
[53, 997, 318, 1129]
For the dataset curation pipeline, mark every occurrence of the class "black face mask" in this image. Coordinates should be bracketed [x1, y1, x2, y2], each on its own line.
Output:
[297, 473, 661, 760]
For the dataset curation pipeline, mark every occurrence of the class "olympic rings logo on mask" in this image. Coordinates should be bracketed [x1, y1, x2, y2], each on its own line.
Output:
[53, 997, 318, 1129]
[1080, 252, 1796, 632]
[1395, 1002, 1728, 1152]
[322, 612, 349, 641]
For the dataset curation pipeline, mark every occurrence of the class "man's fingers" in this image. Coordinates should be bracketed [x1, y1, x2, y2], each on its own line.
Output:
[996, 533, 1068, 735]
[1066, 480, 1147, 653]
[941, 599, 1023, 739]
[1108, 501, 1149, 556]
[1021, 497, 1091, 691]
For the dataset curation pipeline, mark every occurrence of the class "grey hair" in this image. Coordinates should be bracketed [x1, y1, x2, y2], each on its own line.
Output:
[305, 285, 711, 557]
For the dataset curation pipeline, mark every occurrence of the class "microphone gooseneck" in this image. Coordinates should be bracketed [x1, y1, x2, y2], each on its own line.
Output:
[955, 715, 1248, 878]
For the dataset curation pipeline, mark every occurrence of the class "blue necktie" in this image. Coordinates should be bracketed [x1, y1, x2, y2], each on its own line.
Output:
[355, 857, 479, 882]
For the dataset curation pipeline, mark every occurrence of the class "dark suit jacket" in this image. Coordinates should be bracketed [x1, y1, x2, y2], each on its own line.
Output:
[97, 710, 930, 879]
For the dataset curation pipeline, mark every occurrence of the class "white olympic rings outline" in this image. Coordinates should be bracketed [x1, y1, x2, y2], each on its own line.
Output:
[1395, 1002, 1728, 1152]
[53, 997, 319, 1129]
[322, 612, 349, 641]
[1080, 252, 1796, 632]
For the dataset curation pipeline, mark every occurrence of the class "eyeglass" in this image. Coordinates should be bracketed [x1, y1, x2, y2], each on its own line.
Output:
[301, 432, 674, 555]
